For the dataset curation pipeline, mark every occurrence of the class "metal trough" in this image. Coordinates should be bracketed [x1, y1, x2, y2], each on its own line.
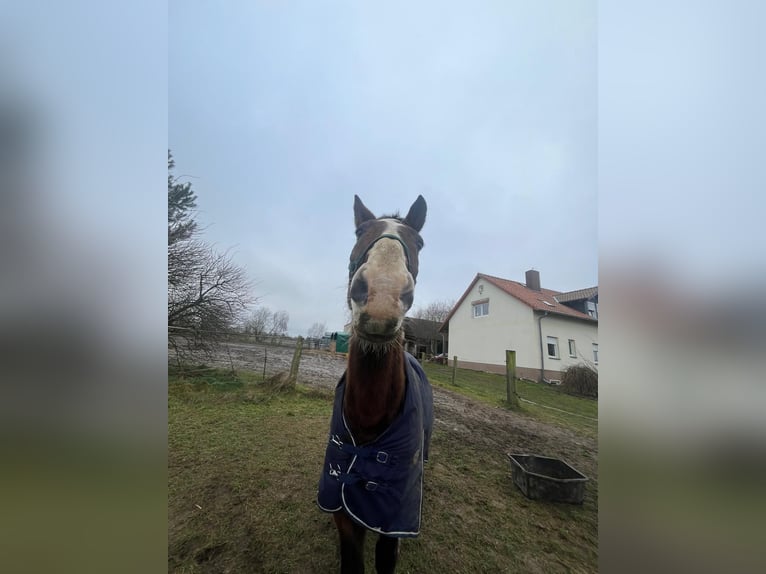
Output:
[507, 453, 588, 504]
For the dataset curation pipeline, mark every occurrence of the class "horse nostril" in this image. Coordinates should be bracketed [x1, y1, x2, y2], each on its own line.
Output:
[349, 276, 368, 305]
[400, 289, 414, 310]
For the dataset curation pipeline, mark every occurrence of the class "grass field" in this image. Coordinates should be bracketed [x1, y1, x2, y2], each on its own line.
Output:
[169, 366, 598, 573]
[421, 363, 598, 439]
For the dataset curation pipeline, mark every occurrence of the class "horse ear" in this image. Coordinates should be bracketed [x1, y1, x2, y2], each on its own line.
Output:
[403, 195, 427, 232]
[354, 195, 376, 228]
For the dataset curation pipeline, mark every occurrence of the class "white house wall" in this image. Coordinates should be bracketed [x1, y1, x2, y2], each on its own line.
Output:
[538, 314, 599, 376]
[447, 279, 598, 378]
[447, 280, 537, 368]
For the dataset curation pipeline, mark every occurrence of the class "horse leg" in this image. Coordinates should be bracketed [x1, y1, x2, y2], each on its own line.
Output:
[374, 534, 399, 574]
[334, 512, 366, 574]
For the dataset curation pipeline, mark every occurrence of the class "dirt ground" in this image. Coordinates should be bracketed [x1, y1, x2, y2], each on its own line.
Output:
[196, 340, 597, 479]
[432, 384, 597, 479]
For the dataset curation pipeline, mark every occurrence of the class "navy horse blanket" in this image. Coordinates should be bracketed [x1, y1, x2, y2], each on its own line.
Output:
[317, 352, 433, 537]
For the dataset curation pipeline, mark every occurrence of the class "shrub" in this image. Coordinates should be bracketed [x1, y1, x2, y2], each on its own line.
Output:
[561, 364, 598, 399]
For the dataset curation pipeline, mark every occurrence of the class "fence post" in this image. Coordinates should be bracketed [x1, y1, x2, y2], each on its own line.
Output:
[506, 350, 519, 408]
[263, 347, 268, 382]
[288, 336, 304, 386]
[452, 355, 457, 386]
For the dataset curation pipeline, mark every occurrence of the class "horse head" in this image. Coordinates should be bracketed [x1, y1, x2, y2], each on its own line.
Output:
[347, 195, 427, 346]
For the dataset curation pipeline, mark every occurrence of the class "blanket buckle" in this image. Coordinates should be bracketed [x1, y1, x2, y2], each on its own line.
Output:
[328, 463, 342, 478]
[330, 434, 344, 448]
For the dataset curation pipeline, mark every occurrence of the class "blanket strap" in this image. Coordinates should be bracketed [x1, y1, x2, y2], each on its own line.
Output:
[334, 469, 399, 497]
[329, 434, 397, 465]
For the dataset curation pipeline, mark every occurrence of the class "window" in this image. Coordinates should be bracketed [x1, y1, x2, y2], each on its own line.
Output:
[592, 343, 599, 364]
[568, 339, 576, 357]
[547, 336, 559, 359]
[587, 301, 597, 319]
[472, 299, 489, 317]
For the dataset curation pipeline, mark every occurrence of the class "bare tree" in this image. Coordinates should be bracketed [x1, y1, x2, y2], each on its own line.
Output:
[244, 307, 272, 340]
[168, 151, 255, 362]
[576, 350, 599, 373]
[168, 246, 252, 329]
[268, 310, 289, 344]
[307, 322, 326, 339]
[412, 299, 455, 323]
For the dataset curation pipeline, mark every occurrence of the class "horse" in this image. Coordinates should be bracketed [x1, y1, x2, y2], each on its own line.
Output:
[317, 195, 434, 574]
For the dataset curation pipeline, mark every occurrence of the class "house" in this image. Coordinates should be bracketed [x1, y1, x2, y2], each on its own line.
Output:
[402, 317, 446, 359]
[440, 270, 598, 382]
[342, 318, 448, 359]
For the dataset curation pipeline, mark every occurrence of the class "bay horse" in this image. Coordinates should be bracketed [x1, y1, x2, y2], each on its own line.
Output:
[317, 195, 433, 574]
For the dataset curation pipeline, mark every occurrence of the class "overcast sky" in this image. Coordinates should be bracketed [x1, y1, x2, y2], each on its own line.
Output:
[3, 2, 760, 339]
[170, 1, 597, 336]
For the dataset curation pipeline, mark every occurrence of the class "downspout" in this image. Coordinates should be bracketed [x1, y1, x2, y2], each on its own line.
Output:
[538, 311, 550, 382]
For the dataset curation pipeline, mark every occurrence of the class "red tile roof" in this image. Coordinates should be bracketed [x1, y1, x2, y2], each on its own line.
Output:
[440, 273, 597, 330]
[554, 286, 598, 303]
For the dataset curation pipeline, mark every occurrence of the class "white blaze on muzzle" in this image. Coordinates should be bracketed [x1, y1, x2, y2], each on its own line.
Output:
[349, 234, 414, 339]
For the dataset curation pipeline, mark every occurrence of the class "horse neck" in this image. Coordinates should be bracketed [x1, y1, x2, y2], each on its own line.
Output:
[344, 337, 406, 445]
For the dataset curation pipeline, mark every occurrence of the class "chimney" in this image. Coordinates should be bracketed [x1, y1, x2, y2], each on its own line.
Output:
[525, 269, 541, 291]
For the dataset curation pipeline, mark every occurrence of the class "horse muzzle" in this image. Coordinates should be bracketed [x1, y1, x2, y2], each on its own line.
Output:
[354, 313, 402, 343]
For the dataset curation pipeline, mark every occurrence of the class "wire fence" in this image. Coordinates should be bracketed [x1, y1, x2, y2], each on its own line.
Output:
[169, 329, 597, 424]
[168, 326, 346, 389]
[518, 398, 598, 422]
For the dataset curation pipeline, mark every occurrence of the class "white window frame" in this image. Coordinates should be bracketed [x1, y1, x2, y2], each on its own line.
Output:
[592, 343, 599, 364]
[472, 300, 489, 318]
[547, 336, 559, 359]
[568, 339, 576, 358]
